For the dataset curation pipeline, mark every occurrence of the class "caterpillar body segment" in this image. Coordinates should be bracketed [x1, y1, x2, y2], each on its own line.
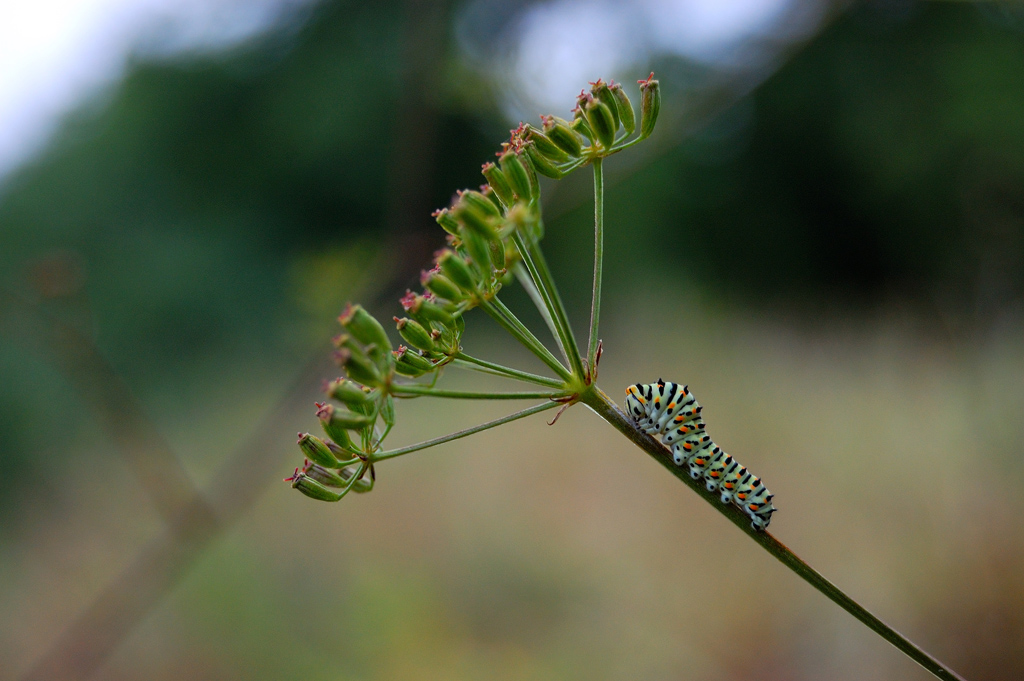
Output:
[625, 379, 777, 531]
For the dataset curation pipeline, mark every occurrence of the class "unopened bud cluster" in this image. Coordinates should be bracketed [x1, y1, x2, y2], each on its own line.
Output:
[287, 74, 660, 502]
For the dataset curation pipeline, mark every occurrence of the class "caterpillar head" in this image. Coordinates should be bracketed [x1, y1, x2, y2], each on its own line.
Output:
[624, 384, 647, 422]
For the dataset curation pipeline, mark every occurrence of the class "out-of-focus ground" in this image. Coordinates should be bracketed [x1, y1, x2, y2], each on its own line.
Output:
[2, 1, 1024, 680]
[6, 303, 1024, 680]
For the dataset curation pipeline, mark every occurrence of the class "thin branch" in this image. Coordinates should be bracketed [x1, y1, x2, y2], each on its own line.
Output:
[392, 385, 564, 400]
[579, 385, 967, 681]
[372, 401, 559, 462]
[451, 353, 565, 389]
[586, 158, 604, 369]
[510, 230, 587, 380]
[480, 297, 572, 381]
[513, 262, 567, 361]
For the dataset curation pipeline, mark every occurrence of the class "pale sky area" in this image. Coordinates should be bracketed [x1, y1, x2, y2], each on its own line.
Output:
[0, 0, 825, 182]
[500, 0, 826, 118]
[0, 0, 312, 181]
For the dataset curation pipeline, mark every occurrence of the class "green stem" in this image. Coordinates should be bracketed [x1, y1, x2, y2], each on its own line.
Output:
[608, 135, 643, 154]
[452, 353, 564, 389]
[587, 158, 604, 369]
[481, 297, 572, 382]
[556, 157, 589, 175]
[510, 230, 586, 381]
[392, 385, 564, 400]
[372, 401, 560, 462]
[312, 460, 367, 502]
[513, 262, 567, 361]
[578, 386, 966, 681]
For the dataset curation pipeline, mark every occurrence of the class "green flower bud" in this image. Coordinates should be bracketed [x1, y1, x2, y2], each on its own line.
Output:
[522, 150, 540, 200]
[380, 394, 395, 429]
[524, 125, 570, 163]
[436, 250, 476, 291]
[301, 462, 346, 487]
[570, 114, 593, 143]
[297, 432, 341, 468]
[525, 143, 564, 179]
[338, 304, 392, 355]
[400, 291, 455, 325]
[432, 207, 460, 236]
[332, 347, 382, 386]
[481, 162, 515, 207]
[585, 97, 616, 149]
[480, 184, 505, 213]
[462, 229, 495, 278]
[317, 402, 374, 443]
[590, 79, 620, 132]
[499, 151, 532, 202]
[541, 115, 582, 157]
[393, 346, 436, 377]
[488, 236, 506, 272]
[325, 378, 372, 408]
[302, 462, 371, 492]
[421, 269, 464, 302]
[421, 299, 456, 325]
[452, 201, 499, 240]
[638, 73, 661, 139]
[287, 469, 349, 502]
[394, 316, 435, 352]
[610, 82, 635, 135]
[460, 189, 501, 219]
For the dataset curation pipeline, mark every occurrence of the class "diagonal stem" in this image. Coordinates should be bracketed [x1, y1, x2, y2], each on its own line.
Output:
[510, 230, 586, 380]
[372, 401, 560, 461]
[451, 353, 565, 389]
[513, 262, 568, 361]
[391, 385, 565, 400]
[578, 385, 967, 681]
[482, 297, 572, 381]
[587, 158, 604, 369]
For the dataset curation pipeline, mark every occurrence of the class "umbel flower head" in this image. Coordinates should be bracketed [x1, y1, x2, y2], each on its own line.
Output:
[286, 74, 660, 502]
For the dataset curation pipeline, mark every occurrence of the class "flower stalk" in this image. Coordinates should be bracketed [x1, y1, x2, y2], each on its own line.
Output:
[285, 73, 965, 681]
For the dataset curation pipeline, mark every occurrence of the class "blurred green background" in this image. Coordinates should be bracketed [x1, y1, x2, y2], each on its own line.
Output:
[2, 1, 1024, 679]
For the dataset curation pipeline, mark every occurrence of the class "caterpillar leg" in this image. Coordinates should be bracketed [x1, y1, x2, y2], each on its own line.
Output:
[735, 478, 775, 531]
[749, 507, 776, 531]
[685, 446, 715, 480]
[702, 449, 732, 492]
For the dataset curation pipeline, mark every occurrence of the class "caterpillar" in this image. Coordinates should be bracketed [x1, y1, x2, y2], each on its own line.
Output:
[625, 380, 776, 531]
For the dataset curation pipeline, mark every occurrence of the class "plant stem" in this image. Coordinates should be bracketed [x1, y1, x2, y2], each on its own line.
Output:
[578, 385, 966, 681]
[608, 136, 642, 154]
[513, 262, 567, 361]
[511, 230, 586, 381]
[556, 157, 588, 175]
[316, 460, 367, 501]
[587, 157, 604, 369]
[372, 401, 560, 462]
[392, 385, 564, 400]
[452, 353, 564, 389]
[480, 298, 572, 382]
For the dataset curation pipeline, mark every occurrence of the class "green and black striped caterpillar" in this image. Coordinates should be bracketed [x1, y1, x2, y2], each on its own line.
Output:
[625, 380, 777, 531]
